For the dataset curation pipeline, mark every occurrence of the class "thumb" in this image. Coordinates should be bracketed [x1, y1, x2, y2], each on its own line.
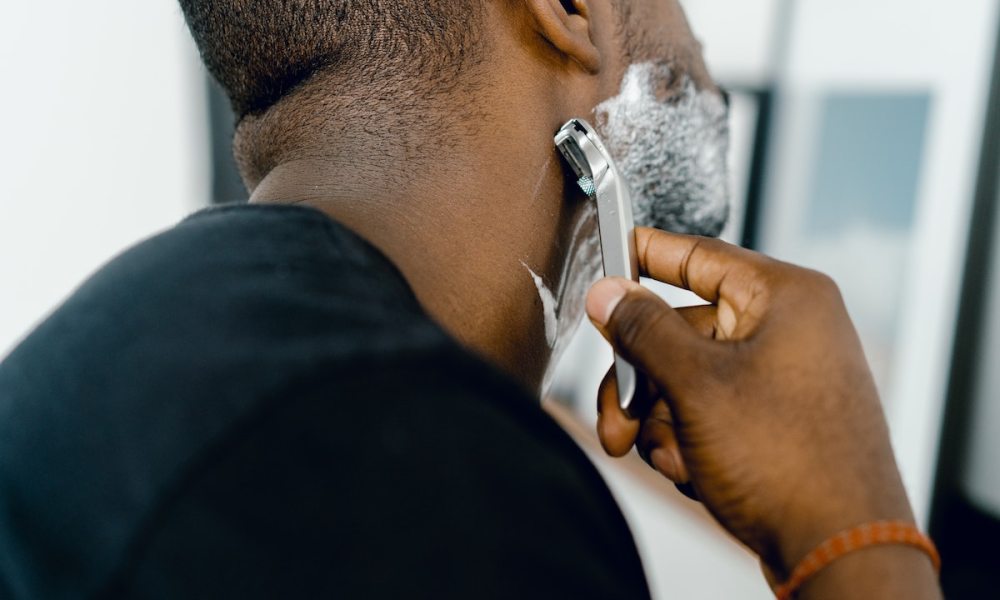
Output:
[586, 278, 719, 394]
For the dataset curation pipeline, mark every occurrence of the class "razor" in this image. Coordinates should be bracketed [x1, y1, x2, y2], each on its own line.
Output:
[554, 118, 640, 417]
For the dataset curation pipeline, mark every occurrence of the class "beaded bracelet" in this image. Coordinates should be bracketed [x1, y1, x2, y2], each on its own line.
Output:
[773, 520, 941, 600]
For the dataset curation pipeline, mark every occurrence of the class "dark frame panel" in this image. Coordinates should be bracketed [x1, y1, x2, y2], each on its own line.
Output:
[930, 7, 1000, 598]
[207, 79, 247, 205]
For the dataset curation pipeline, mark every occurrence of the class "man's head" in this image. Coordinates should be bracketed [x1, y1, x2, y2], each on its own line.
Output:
[179, 1, 724, 193]
[178, 0, 730, 390]
[178, 0, 485, 120]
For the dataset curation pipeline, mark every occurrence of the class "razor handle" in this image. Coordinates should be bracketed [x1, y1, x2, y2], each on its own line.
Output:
[554, 119, 641, 417]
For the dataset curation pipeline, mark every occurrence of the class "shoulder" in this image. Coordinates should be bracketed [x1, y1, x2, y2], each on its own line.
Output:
[110, 349, 651, 599]
[0, 203, 435, 401]
[0, 203, 442, 595]
[0, 203, 649, 598]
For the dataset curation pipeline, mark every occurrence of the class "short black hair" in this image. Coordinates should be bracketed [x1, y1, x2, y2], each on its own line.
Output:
[178, 1, 485, 119]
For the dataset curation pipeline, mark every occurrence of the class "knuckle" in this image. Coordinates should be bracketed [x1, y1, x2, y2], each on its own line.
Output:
[806, 270, 843, 302]
[778, 267, 843, 304]
[808, 269, 837, 290]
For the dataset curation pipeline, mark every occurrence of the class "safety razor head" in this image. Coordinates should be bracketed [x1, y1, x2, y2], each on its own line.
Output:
[554, 119, 612, 187]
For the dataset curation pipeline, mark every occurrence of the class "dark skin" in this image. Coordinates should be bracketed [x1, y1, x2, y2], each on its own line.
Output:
[246, 0, 715, 392]
[587, 229, 943, 598]
[243, 0, 940, 595]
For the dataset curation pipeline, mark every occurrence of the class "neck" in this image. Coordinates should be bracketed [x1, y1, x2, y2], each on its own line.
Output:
[247, 105, 581, 394]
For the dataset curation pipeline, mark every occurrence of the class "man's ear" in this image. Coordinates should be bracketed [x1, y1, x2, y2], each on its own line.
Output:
[526, 0, 602, 73]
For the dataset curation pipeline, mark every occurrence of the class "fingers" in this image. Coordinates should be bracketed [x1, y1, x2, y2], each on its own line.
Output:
[634, 227, 773, 313]
[675, 305, 718, 339]
[674, 481, 700, 502]
[586, 278, 722, 393]
[597, 367, 692, 484]
[594, 298, 717, 469]
[638, 401, 690, 483]
[596, 369, 639, 457]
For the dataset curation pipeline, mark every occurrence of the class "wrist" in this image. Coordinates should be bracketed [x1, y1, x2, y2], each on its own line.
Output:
[770, 492, 916, 577]
[794, 542, 941, 599]
[767, 519, 941, 600]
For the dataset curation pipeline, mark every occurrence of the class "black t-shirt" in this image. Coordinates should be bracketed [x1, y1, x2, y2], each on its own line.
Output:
[0, 204, 650, 599]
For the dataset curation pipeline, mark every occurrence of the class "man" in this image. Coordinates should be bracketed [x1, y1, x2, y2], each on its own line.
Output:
[0, 1, 940, 598]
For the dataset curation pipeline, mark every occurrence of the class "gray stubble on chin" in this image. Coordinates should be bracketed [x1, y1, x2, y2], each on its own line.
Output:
[595, 62, 732, 237]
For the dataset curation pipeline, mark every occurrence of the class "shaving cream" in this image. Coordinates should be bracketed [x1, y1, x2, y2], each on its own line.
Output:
[521, 261, 558, 347]
[531, 62, 731, 393]
[594, 62, 731, 236]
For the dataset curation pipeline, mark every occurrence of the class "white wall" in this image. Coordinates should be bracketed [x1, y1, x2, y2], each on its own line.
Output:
[0, 1, 208, 359]
[764, 0, 999, 524]
[681, 0, 783, 84]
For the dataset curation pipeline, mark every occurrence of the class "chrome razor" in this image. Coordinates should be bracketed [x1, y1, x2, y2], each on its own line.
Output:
[554, 118, 640, 416]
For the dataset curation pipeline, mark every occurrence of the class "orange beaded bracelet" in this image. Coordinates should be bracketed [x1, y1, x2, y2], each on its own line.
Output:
[773, 520, 941, 600]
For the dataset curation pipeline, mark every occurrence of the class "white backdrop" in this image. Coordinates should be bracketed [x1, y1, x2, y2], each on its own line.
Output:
[761, 0, 999, 525]
[0, 1, 208, 359]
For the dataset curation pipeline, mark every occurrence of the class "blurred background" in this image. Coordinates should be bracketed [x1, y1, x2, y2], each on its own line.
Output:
[1, 0, 997, 597]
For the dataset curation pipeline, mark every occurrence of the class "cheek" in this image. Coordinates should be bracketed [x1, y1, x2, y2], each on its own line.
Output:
[593, 62, 731, 236]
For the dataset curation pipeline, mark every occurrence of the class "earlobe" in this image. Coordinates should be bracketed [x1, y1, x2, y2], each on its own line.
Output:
[526, 0, 602, 73]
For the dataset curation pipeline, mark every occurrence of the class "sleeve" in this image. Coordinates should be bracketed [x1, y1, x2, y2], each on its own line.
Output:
[107, 357, 651, 600]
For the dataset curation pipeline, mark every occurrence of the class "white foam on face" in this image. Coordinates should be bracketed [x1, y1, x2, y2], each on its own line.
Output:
[521, 261, 558, 348]
[528, 63, 732, 394]
[594, 62, 731, 236]
[540, 204, 603, 394]
[523, 203, 604, 395]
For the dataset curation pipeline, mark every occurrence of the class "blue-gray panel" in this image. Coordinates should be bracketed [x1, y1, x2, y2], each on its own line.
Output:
[806, 94, 931, 235]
